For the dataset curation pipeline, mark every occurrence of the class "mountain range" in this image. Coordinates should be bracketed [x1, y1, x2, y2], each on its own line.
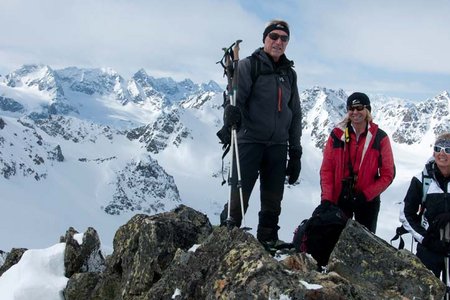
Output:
[0, 64, 449, 253]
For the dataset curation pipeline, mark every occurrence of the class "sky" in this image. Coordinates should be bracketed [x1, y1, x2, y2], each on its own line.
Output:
[1, 0, 449, 101]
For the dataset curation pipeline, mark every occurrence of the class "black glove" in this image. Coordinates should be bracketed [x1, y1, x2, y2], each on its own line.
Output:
[223, 105, 241, 130]
[433, 213, 450, 229]
[353, 193, 366, 208]
[422, 234, 448, 255]
[286, 147, 302, 184]
[216, 125, 231, 145]
[217, 105, 241, 145]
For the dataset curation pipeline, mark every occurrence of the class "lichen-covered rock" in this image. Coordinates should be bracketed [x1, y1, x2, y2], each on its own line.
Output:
[64, 272, 100, 300]
[89, 204, 212, 299]
[62, 227, 105, 278]
[146, 227, 309, 299]
[0, 248, 27, 277]
[328, 220, 446, 299]
[63, 206, 446, 300]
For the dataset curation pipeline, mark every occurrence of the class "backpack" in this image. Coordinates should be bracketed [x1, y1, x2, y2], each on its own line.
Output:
[292, 202, 348, 267]
[390, 165, 433, 250]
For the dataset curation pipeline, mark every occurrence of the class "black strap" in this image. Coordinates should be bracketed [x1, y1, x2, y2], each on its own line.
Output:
[390, 226, 409, 250]
[220, 143, 231, 185]
[248, 55, 295, 101]
[250, 55, 260, 84]
[344, 123, 356, 183]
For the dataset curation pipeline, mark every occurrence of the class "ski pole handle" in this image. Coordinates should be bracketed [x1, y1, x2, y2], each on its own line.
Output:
[230, 40, 242, 99]
[232, 40, 242, 61]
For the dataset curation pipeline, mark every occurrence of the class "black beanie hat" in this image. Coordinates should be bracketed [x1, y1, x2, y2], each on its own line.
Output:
[347, 92, 371, 112]
[263, 22, 290, 42]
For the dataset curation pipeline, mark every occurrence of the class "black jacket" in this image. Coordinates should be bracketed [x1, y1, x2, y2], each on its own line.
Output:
[400, 159, 450, 245]
[235, 48, 302, 151]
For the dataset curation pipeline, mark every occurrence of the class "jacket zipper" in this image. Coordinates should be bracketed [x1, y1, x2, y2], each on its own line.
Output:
[278, 76, 284, 112]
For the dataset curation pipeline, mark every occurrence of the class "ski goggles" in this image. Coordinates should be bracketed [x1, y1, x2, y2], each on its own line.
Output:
[268, 32, 289, 42]
[434, 145, 450, 154]
[347, 105, 366, 112]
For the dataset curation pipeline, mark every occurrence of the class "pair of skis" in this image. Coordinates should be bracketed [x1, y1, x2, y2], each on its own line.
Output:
[217, 40, 248, 231]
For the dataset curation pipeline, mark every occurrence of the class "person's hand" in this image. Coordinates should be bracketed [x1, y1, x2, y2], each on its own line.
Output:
[433, 213, 450, 229]
[223, 105, 241, 131]
[286, 148, 302, 184]
[217, 105, 241, 145]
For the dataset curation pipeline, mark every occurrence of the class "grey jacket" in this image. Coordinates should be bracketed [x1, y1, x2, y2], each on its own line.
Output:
[235, 48, 302, 150]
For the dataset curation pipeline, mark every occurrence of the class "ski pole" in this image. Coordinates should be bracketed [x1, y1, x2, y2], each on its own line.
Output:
[229, 40, 249, 230]
[219, 43, 236, 228]
[219, 40, 249, 230]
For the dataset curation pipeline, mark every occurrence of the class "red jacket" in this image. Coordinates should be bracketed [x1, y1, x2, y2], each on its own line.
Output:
[320, 121, 395, 204]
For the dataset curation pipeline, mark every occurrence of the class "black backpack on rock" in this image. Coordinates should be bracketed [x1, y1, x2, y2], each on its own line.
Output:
[292, 202, 348, 267]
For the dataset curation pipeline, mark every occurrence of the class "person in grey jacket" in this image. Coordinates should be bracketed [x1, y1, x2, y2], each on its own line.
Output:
[220, 19, 302, 249]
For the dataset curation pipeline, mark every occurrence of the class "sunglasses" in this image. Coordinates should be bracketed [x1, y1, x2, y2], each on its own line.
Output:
[347, 105, 366, 112]
[434, 145, 450, 154]
[268, 32, 289, 42]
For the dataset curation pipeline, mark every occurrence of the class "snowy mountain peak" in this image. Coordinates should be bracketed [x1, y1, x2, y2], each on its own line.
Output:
[131, 69, 221, 104]
[58, 66, 126, 98]
[201, 80, 222, 93]
[5, 64, 63, 97]
[435, 90, 450, 102]
[2, 64, 77, 119]
[300, 86, 348, 148]
[300, 86, 450, 148]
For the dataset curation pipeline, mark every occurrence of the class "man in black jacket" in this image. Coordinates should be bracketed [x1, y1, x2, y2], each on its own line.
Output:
[220, 19, 302, 249]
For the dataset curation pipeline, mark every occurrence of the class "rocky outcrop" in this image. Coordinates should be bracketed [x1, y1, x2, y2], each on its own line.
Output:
[0, 96, 24, 113]
[64, 205, 212, 299]
[60, 226, 105, 278]
[327, 220, 442, 299]
[105, 156, 181, 216]
[0, 248, 27, 277]
[60, 205, 445, 299]
[1, 205, 443, 298]
[125, 110, 191, 154]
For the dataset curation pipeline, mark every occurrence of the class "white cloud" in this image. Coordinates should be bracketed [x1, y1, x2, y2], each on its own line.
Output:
[0, 0, 262, 84]
[298, 0, 450, 74]
[0, 0, 449, 100]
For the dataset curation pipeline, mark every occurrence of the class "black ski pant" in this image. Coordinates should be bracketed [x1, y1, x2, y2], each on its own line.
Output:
[341, 196, 380, 233]
[416, 243, 446, 282]
[222, 143, 287, 242]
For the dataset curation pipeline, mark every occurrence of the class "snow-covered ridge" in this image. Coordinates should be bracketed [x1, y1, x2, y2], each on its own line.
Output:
[0, 64, 449, 257]
[300, 86, 450, 148]
[1, 64, 222, 125]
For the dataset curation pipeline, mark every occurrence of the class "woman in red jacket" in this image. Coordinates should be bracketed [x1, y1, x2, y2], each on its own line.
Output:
[320, 92, 395, 233]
